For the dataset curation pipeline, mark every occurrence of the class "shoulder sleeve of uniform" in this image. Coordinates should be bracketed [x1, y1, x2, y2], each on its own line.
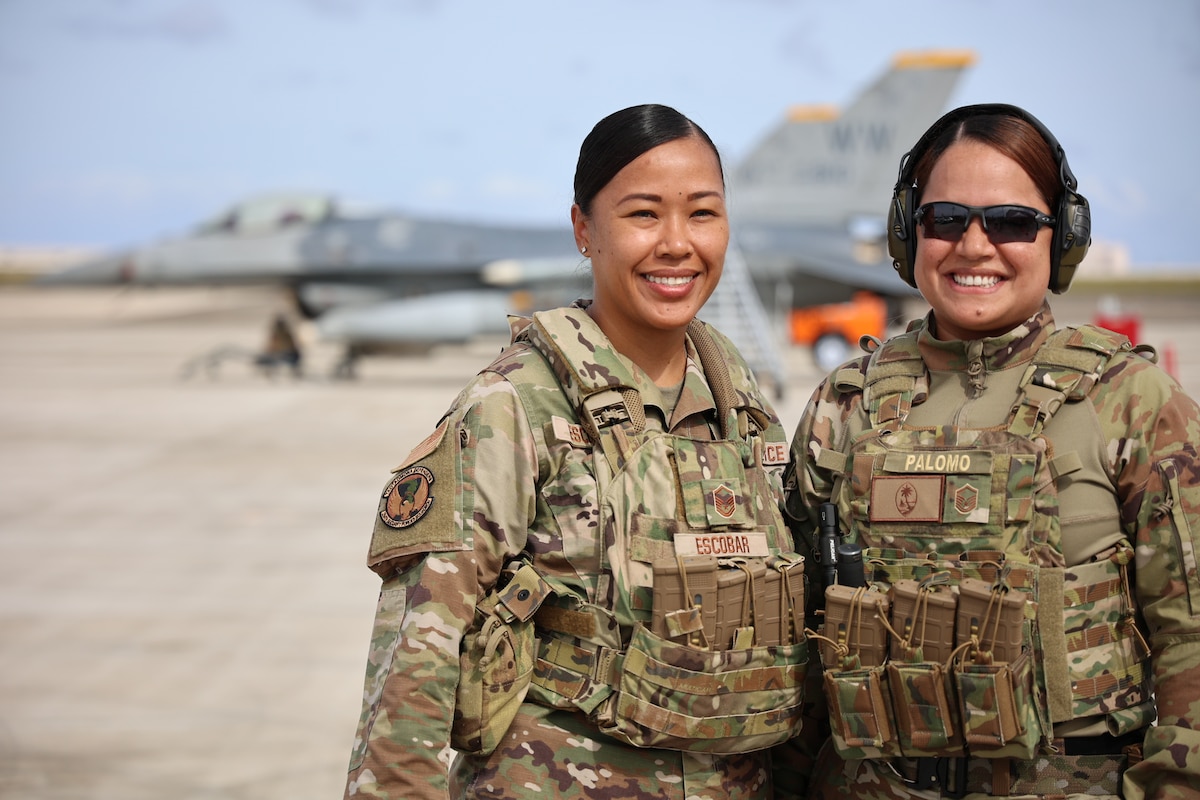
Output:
[1123, 722, 1200, 798]
[785, 370, 862, 526]
[1091, 352, 1200, 754]
[1088, 350, 1198, 553]
[1090, 351, 1198, 500]
[366, 369, 537, 578]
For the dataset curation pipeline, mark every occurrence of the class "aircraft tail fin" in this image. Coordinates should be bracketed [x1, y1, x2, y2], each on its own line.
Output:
[730, 50, 975, 225]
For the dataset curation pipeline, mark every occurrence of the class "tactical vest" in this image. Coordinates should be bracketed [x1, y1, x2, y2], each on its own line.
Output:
[816, 323, 1154, 762]
[486, 307, 808, 754]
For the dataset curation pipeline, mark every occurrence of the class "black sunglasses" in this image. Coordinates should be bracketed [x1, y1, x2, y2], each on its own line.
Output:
[916, 202, 1056, 245]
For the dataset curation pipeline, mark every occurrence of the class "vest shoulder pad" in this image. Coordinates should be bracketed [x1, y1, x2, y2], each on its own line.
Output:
[1060, 323, 1133, 357]
[861, 330, 925, 399]
[1035, 324, 1133, 402]
[689, 320, 775, 409]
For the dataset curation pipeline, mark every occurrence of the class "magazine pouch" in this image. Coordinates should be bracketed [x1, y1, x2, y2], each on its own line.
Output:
[955, 650, 1039, 758]
[887, 660, 961, 757]
[824, 664, 898, 759]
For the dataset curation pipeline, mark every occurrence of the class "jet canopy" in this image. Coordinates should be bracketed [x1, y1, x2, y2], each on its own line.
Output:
[195, 193, 336, 236]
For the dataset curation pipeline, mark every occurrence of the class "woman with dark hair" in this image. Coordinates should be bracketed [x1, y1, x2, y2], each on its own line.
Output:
[783, 104, 1200, 799]
[342, 104, 808, 799]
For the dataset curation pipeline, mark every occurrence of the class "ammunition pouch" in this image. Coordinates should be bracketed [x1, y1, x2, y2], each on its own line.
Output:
[651, 554, 806, 650]
[819, 586, 898, 759]
[955, 651, 1038, 755]
[451, 562, 552, 755]
[824, 665, 896, 759]
[531, 574, 810, 754]
[817, 570, 1047, 762]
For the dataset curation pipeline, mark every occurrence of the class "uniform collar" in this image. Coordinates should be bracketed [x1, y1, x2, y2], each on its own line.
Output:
[917, 301, 1057, 374]
[526, 300, 718, 431]
[670, 342, 717, 428]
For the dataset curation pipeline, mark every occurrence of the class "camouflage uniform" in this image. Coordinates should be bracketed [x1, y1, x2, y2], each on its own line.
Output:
[781, 303, 1200, 799]
[343, 301, 803, 800]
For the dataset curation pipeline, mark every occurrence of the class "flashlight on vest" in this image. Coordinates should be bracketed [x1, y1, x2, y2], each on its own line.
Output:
[818, 502, 839, 590]
[836, 542, 866, 588]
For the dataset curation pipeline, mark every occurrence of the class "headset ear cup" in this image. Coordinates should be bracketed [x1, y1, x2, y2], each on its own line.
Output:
[1049, 190, 1091, 293]
[894, 103, 1088, 295]
[888, 185, 918, 288]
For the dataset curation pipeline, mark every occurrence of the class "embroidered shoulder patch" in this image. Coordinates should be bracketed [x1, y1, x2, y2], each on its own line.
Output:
[367, 418, 464, 572]
[380, 466, 435, 529]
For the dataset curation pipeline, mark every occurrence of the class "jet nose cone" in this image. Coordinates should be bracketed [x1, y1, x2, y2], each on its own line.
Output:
[36, 252, 136, 285]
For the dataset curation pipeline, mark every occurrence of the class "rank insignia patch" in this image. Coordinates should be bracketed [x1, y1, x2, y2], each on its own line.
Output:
[711, 483, 737, 519]
[381, 466, 435, 529]
[954, 483, 979, 515]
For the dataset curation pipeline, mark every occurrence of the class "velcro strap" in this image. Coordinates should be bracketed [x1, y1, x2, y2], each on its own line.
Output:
[1049, 451, 1083, 480]
[868, 374, 920, 396]
[832, 366, 865, 392]
[1037, 343, 1106, 372]
[630, 535, 676, 566]
[815, 445, 851, 474]
[535, 605, 596, 639]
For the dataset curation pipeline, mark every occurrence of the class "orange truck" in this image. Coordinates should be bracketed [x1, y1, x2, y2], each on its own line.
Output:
[789, 291, 889, 370]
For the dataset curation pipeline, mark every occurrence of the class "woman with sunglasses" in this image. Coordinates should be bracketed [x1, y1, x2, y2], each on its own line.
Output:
[778, 105, 1200, 799]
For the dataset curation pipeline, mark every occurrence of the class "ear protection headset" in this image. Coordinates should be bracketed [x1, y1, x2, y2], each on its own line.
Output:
[887, 103, 1091, 294]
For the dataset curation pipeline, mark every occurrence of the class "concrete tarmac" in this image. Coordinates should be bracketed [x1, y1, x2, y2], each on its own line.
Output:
[0, 284, 1196, 799]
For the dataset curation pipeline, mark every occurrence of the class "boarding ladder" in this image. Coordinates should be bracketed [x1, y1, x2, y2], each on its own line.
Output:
[698, 243, 788, 399]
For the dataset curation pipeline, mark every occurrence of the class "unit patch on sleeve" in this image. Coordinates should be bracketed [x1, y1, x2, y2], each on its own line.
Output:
[380, 466, 435, 529]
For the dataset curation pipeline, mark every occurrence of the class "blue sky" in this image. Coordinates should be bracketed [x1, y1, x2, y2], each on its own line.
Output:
[1, 0, 1197, 266]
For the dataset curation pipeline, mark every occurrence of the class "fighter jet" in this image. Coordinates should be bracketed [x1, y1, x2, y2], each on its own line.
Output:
[732, 49, 975, 310]
[40, 50, 973, 382]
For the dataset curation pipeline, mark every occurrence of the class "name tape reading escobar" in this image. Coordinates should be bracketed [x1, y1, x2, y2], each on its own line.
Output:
[674, 531, 770, 558]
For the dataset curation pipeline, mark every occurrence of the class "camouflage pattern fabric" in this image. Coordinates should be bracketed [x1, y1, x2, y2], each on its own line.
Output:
[779, 303, 1200, 799]
[343, 301, 795, 799]
[805, 745, 1130, 799]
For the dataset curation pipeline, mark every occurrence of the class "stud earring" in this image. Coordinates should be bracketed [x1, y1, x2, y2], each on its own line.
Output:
[580, 246, 588, 255]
